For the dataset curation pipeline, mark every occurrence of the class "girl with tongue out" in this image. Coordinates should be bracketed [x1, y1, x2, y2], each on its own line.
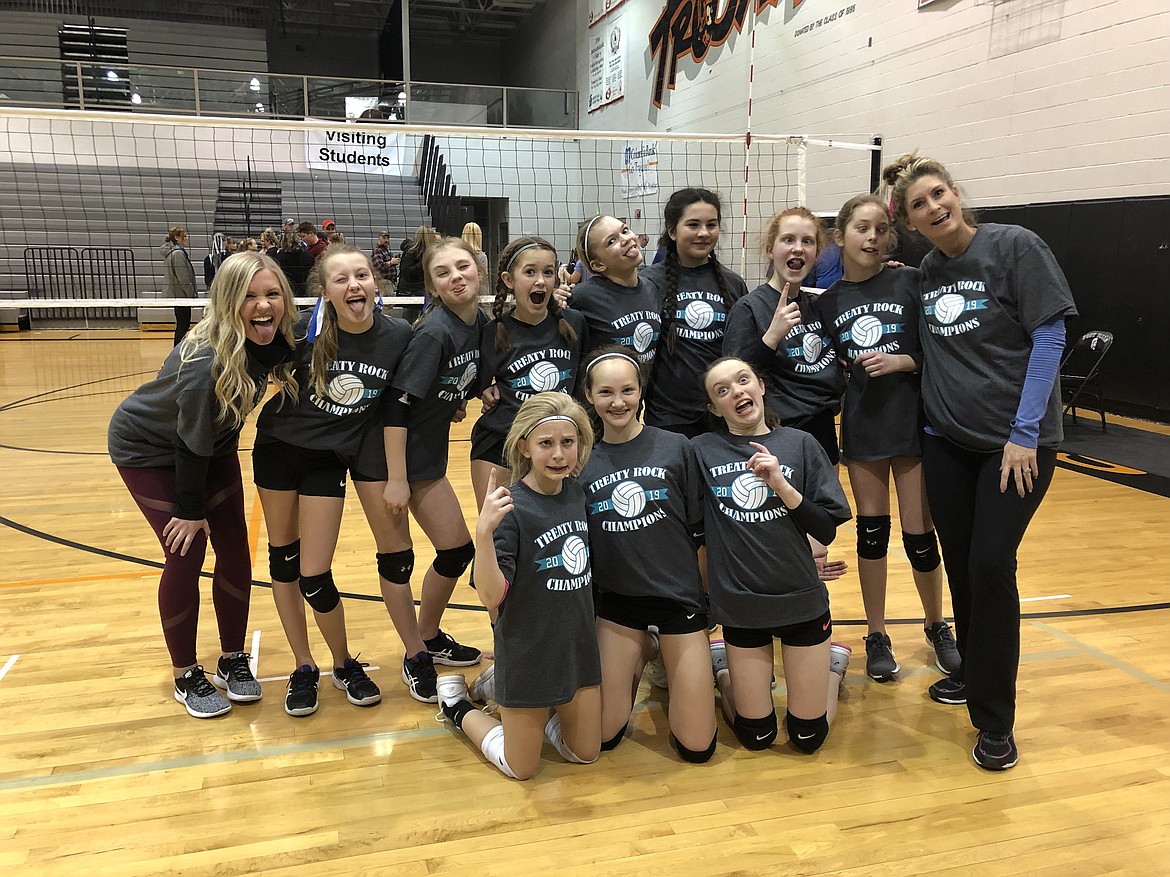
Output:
[253, 243, 444, 717]
[108, 252, 298, 718]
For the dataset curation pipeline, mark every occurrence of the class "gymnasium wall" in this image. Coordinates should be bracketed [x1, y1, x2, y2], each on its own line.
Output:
[573, 0, 1170, 420]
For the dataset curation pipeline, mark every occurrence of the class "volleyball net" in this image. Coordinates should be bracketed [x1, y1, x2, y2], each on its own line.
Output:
[0, 109, 878, 325]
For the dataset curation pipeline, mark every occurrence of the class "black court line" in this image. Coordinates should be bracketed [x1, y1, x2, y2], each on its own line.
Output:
[0, 513, 489, 614]
[1056, 453, 1170, 499]
[2, 512, 1167, 623]
[0, 371, 153, 413]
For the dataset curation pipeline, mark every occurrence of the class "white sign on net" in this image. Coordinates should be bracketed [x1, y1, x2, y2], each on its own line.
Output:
[621, 140, 659, 198]
[305, 128, 410, 176]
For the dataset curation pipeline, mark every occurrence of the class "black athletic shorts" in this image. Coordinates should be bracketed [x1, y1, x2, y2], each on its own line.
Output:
[722, 608, 832, 649]
[596, 591, 708, 636]
[252, 438, 380, 498]
[468, 424, 506, 467]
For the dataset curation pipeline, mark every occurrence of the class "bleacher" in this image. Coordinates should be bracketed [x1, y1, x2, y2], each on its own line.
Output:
[0, 161, 431, 328]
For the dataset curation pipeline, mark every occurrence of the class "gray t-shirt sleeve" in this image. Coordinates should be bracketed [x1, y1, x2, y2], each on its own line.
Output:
[493, 501, 520, 585]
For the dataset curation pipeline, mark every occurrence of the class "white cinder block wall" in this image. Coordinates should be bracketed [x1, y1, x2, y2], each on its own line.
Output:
[577, 0, 1170, 211]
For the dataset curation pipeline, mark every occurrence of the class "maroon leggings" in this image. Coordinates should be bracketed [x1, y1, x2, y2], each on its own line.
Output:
[117, 455, 253, 668]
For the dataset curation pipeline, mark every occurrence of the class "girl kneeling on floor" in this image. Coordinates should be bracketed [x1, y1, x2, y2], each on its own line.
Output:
[436, 392, 601, 780]
[693, 357, 853, 754]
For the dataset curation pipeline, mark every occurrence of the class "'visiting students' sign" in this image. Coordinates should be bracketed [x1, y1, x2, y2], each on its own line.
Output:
[305, 129, 409, 176]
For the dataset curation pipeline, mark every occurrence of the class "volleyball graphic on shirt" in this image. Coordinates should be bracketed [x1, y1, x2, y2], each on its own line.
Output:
[610, 480, 646, 518]
[731, 472, 770, 510]
[527, 360, 561, 393]
[632, 322, 655, 352]
[801, 332, 823, 363]
[560, 535, 588, 575]
[851, 314, 883, 348]
[328, 374, 365, 406]
[684, 300, 715, 330]
[934, 293, 965, 325]
[457, 362, 478, 393]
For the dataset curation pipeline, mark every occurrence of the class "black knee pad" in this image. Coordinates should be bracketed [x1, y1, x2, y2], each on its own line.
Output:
[377, 549, 415, 585]
[433, 541, 475, 579]
[732, 711, 778, 751]
[856, 515, 891, 560]
[672, 731, 717, 764]
[786, 710, 829, 754]
[903, 530, 941, 572]
[600, 723, 629, 752]
[299, 570, 340, 613]
[268, 540, 301, 583]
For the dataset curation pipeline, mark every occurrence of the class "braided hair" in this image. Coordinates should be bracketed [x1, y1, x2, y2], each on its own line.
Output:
[492, 235, 578, 352]
[658, 187, 739, 355]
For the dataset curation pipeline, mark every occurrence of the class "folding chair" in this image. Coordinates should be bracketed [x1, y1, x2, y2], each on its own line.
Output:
[1060, 330, 1113, 432]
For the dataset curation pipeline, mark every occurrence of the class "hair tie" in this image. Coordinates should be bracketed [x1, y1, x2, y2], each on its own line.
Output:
[374, 289, 384, 314]
[581, 214, 603, 264]
[522, 414, 576, 439]
[585, 351, 640, 375]
[504, 241, 542, 273]
[306, 296, 326, 342]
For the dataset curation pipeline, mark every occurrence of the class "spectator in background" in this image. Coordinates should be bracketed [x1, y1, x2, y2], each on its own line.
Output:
[240, 238, 258, 252]
[397, 225, 436, 321]
[260, 228, 279, 256]
[161, 225, 198, 347]
[461, 221, 489, 277]
[327, 230, 346, 246]
[275, 230, 314, 296]
[373, 232, 400, 288]
[321, 219, 337, 234]
[204, 232, 227, 291]
[297, 222, 328, 262]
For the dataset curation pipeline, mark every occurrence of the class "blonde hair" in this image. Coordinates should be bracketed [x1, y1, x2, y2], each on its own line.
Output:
[503, 393, 594, 485]
[880, 151, 975, 227]
[179, 251, 298, 428]
[303, 243, 390, 396]
[461, 221, 484, 252]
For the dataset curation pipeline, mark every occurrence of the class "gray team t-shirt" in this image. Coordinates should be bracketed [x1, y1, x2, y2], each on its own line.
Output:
[108, 343, 269, 468]
[391, 305, 489, 481]
[471, 308, 586, 447]
[917, 224, 1077, 452]
[723, 284, 845, 423]
[691, 427, 851, 629]
[256, 311, 412, 457]
[640, 262, 748, 429]
[580, 426, 705, 609]
[493, 480, 602, 709]
[815, 268, 923, 461]
[570, 274, 662, 368]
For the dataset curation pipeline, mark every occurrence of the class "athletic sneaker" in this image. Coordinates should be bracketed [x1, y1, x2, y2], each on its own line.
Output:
[424, 629, 482, 667]
[829, 642, 852, 677]
[928, 674, 967, 704]
[709, 639, 728, 676]
[285, 665, 320, 717]
[925, 621, 961, 675]
[468, 663, 496, 705]
[402, 651, 438, 704]
[644, 629, 669, 689]
[332, 657, 381, 706]
[973, 730, 1019, 771]
[213, 651, 262, 703]
[864, 632, 900, 681]
[174, 666, 231, 719]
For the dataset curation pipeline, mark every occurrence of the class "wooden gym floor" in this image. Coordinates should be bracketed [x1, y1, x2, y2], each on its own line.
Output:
[1, 330, 1168, 876]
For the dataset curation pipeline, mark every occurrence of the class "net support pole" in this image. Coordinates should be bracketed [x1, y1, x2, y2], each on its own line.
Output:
[870, 135, 883, 193]
[739, 26, 757, 278]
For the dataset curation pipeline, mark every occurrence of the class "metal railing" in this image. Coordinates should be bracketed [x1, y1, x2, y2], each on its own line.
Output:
[0, 56, 578, 128]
